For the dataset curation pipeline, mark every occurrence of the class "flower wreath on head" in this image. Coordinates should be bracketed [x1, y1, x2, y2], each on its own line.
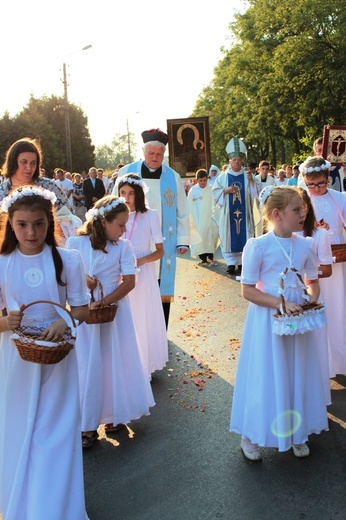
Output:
[85, 197, 126, 221]
[1, 186, 57, 213]
[259, 185, 277, 207]
[299, 157, 331, 175]
[115, 174, 149, 194]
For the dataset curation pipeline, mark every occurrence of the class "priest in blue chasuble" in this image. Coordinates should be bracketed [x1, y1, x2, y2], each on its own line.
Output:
[113, 128, 190, 327]
[212, 136, 259, 275]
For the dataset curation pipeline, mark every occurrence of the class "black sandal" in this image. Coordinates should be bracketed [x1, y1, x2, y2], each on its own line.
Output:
[81, 430, 98, 448]
[104, 423, 123, 433]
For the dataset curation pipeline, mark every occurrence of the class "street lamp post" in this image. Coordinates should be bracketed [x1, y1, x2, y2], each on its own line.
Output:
[126, 112, 140, 163]
[63, 63, 72, 172]
[62, 45, 92, 171]
[126, 118, 131, 162]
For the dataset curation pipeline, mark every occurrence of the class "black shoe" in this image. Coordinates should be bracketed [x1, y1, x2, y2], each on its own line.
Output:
[237, 265, 242, 274]
[227, 265, 236, 275]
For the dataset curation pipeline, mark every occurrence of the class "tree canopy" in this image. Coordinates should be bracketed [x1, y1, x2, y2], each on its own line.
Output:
[0, 95, 139, 176]
[95, 132, 137, 170]
[0, 95, 95, 176]
[192, 0, 346, 167]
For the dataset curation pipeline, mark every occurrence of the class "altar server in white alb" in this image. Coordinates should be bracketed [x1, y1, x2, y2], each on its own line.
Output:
[188, 168, 219, 265]
[212, 136, 259, 276]
[113, 128, 190, 327]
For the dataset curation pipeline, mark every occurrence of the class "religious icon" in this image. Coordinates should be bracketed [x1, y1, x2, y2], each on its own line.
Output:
[167, 117, 211, 178]
[322, 125, 346, 165]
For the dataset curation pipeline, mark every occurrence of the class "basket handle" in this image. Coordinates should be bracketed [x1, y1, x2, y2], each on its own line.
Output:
[19, 300, 77, 328]
[279, 267, 309, 315]
[90, 279, 105, 306]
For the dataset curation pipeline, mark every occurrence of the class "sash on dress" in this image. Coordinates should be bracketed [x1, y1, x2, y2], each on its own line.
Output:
[228, 173, 247, 252]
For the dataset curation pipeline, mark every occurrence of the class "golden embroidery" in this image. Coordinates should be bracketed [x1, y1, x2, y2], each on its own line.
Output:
[166, 256, 172, 270]
[163, 188, 175, 207]
[234, 217, 243, 234]
[161, 295, 174, 303]
[233, 209, 243, 234]
[233, 191, 242, 204]
[231, 181, 242, 204]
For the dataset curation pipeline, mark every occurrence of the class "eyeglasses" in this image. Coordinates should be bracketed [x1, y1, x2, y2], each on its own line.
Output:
[306, 181, 328, 189]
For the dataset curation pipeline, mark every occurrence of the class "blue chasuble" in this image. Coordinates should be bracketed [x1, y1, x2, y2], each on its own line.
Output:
[228, 172, 247, 252]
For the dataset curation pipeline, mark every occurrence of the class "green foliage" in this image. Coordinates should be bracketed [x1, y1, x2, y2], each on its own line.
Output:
[192, 0, 346, 167]
[95, 132, 137, 170]
[0, 95, 95, 176]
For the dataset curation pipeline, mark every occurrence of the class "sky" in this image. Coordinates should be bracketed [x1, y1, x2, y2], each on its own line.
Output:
[1, 1, 247, 154]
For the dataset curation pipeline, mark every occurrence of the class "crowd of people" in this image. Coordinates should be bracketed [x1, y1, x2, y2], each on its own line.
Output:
[0, 131, 346, 518]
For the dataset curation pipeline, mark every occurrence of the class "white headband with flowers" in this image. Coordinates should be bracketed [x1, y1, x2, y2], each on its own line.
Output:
[299, 157, 331, 175]
[259, 185, 277, 206]
[1, 186, 57, 213]
[116, 175, 149, 194]
[85, 197, 127, 221]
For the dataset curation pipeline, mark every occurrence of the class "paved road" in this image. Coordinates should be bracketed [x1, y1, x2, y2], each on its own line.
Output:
[83, 250, 346, 520]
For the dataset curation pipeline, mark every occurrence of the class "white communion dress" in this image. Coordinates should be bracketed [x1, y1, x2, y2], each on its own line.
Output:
[125, 209, 168, 376]
[309, 190, 346, 377]
[0, 244, 89, 520]
[66, 236, 155, 430]
[230, 232, 328, 452]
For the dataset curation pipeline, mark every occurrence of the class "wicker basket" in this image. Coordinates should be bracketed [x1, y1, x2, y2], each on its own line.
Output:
[85, 279, 118, 324]
[331, 244, 346, 263]
[273, 267, 327, 336]
[11, 300, 76, 364]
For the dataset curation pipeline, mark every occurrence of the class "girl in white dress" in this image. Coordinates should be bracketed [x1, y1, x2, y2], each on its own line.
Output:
[230, 186, 328, 461]
[66, 195, 155, 448]
[300, 156, 346, 377]
[117, 174, 168, 377]
[0, 186, 90, 520]
[297, 188, 333, 405]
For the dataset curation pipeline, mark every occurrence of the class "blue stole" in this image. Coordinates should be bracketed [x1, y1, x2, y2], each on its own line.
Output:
[160, 168, 177, 301]
[228, 172, 247, 252]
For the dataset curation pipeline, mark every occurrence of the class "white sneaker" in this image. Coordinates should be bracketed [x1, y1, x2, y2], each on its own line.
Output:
[292, 443, 310, 458]
[240, 438, 262, 461]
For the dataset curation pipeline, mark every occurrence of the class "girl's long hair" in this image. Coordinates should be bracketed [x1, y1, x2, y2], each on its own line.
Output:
[298, 188, 317, 237]
[0, 193, 66, 286]
[117, 174, 147, 213]
[77, 195, 129, 252]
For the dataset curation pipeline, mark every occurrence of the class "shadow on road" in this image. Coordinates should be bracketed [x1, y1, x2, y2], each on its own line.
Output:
[84, 342, 346, 520]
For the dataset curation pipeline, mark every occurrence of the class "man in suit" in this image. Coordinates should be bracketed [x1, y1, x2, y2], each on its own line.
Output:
[83, 167, 105, 210]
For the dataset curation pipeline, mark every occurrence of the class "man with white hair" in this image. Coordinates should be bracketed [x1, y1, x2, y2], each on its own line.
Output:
[113, 128, 190, 327]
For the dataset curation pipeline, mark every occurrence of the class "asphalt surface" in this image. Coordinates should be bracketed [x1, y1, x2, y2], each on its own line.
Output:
[83, 249, 346, 520]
